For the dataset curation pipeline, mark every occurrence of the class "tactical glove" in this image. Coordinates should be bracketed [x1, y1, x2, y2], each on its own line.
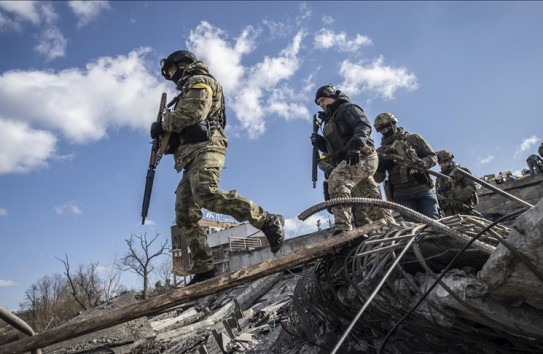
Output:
[345, 149, 361, 166]
[317, 110, 329, 122]
[150, 122, 164, 139]
[311, 133, 326, 147]
[414, 159, 427, 170]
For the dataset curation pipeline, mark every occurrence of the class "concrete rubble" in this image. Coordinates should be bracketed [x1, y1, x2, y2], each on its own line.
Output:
[4, 189, 543, 353]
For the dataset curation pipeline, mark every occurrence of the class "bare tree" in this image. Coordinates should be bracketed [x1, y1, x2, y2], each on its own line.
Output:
[19, 274, 77, 332]
[120, 233, 169, 299]
[57, 254, 101, 310]
[57, 254, 124, 310]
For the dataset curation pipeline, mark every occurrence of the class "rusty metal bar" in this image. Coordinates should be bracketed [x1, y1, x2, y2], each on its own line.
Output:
[0, 306, 42, 354]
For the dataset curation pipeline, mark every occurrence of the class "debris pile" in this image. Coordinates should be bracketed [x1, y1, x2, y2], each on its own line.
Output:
[3, 197, 543, 354]
[284, 206, 543, 353]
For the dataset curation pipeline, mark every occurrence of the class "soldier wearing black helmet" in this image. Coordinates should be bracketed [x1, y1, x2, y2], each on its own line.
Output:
[526, 153, 543, 176]
[151, 50, 285, 285]
[311, 85, 394, 235]
[435, 150, 480, 217]
[374, 112, 440, 221]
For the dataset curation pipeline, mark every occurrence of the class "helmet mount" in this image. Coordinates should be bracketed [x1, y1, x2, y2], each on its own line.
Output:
[374, 112, 398, 132]
[315, 85, 338, 105]
[160, 50, 197, 81]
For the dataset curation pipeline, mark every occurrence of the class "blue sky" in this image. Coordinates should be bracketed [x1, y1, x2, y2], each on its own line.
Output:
[1, 1, 542, 311]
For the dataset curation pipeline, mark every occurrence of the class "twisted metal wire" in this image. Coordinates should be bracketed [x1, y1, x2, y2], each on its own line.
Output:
[298, 198, 496, 254]
[286, 205, 543, 353]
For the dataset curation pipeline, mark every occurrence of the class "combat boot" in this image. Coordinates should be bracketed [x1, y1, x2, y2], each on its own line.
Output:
[261, 213, 285, 253]
[187, 268, 216, 286]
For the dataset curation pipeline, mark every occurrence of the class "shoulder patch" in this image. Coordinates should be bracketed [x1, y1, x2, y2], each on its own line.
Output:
[191, 82, 214, 96]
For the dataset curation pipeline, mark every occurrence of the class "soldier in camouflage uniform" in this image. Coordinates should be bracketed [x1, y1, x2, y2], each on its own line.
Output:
[151, 50, 284, 285]
[435, 150, 481, 217]
[311, 85, 394, 235]
[374, 113, 440, 221]
[526, 153, 543, 176]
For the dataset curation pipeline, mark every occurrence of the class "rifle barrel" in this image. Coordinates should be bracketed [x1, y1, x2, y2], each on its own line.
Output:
[454, 168, 533, 209]
[426, 169, 452, 181]
[311, 114, 319, 189]
[140, 92, 167, 224]
[379, 153, 452, 181]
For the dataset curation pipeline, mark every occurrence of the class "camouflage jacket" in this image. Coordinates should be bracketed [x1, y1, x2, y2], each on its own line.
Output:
[375, 127, 437, 196]
[435, 163, 478, 211]
[162, 61, 227, 171]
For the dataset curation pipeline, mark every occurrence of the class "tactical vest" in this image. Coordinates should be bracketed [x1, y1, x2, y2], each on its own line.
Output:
[386, 138, 429, 187]
[438, 166, 478, 205]
[322, 103, 362, 164]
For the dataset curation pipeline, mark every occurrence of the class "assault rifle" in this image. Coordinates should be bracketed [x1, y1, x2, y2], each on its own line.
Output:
[437, 195, 483, 217]
[141, 92, 167, 225]
[312, 113, 319, 188]
[378, 152, 452, 181]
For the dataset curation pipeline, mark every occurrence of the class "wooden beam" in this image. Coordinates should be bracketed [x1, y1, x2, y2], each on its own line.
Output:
[0, 220, 387, 353]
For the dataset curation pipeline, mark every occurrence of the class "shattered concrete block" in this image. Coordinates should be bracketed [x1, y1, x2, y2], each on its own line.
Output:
[479, 198, 543, 309]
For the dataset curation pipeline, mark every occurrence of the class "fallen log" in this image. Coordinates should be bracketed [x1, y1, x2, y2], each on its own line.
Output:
[0, 220, 389, 354]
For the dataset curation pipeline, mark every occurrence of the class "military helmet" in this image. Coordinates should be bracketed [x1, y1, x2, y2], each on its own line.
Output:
[437, 149, 455, 163]
[315, 85, 338, 105]
[374, 112, 398, 131]
[160, 50, 197, 80]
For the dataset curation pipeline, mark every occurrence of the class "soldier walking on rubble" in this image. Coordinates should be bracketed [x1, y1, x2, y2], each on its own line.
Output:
[435, 150, 481, 217]
[374, 112, 440, 221]
[526, 153, 543, 176]
[151, 50, 284, 285]
[310, 85, 394, 235]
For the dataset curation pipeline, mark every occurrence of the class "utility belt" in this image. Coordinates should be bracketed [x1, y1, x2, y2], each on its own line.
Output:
[165, 117, 223, 154]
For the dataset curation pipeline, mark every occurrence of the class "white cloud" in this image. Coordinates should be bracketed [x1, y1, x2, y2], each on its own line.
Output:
[67, 0, 110, 29]
[263, 19, 291, 38]
[0, 48, 170, 142]
[339, 56, 419, 100]
[40, 2, 58, 24]
[34, 25, 67, 60]
[95, 264, 109, 275]
[314, 29, 372, 52]
[479, 155, 495, 164]
[187, 22, 306, 139]
[0, 2, 66, 60]
[0, 48, 172, 174]
[268, 86, 310, 121]
[54, 201, 82, 215]
[142, 219, 156, 226]
[0, 119, 56, 174]
[514, 135, 539, 157]
[322, 15, 334, 25]
[0, 1, 41, 26]
[188, 21, 257, 92]
[0, 208, 7, 216]
[284, 213, 332, 237]
[0, 279, 15, 287]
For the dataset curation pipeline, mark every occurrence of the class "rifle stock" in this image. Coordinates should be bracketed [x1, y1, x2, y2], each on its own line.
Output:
[141, 92, 167, 225]
[312, 114, 319, 188]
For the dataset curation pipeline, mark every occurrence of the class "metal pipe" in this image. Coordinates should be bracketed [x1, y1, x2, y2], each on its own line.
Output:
[455, 167, 533, 208]
[0, 306, 42, 354]
[298, 198, 496, 254]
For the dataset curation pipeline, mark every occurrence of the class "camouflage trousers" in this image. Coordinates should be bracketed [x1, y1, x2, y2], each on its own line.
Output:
[175, 151, 267, 274]
[328, 152, 393, 231]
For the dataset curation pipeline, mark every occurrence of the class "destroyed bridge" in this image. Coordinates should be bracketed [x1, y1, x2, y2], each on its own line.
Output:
[1, 174, 543, 353]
